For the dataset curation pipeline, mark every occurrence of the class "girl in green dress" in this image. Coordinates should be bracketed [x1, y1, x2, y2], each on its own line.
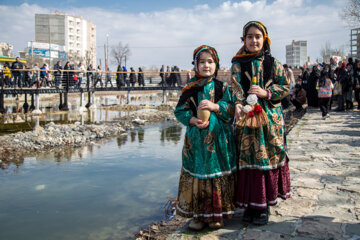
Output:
[174, 45, 236, 230]
[231, 21, 291, 225]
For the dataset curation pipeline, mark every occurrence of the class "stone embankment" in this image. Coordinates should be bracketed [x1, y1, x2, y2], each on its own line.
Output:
[163, 108, 360, 240]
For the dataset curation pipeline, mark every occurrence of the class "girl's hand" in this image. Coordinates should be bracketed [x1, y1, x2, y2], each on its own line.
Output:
[248, 85, 268, 98]
[235, 104, 243, 121]
[190, 117, 209, 129]
[198, 100, 219, 112]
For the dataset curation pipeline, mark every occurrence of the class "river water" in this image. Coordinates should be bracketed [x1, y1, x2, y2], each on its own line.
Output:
[0, 122, 184, 239]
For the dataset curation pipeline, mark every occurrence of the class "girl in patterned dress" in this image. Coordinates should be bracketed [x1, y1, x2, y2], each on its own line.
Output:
[231, 21, 291, 225]
[174, 45, 236, 230]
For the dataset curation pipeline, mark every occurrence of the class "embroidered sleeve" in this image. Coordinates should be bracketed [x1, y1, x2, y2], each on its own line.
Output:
[267, 58, 290, 101]
[230, 63, 246, 105]
[174, 98, 193, 127]
[215, 82, 235, 122]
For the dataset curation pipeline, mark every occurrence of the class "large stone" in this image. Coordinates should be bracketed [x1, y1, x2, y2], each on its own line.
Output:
[296, 216, 345, 240]
[293, 187, 321, 200]
[312, 206, 355, 222]
[273, 198, 317, 217]
[239, 229, 284, 240]
[291, 176, 324, 190]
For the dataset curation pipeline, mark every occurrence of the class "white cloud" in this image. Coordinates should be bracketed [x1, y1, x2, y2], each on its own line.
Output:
[0, 1, 350, 70]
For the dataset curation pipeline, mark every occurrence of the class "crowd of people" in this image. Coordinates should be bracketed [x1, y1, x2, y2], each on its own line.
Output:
[0, 59, 153, 89]
[159, 65, 183, 87]
[287, 57, 360, 119]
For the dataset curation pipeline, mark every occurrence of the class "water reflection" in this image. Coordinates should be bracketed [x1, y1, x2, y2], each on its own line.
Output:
[0, 123, 184, 240]
[116, 134, 128, 148]
[138, 130, 145, 143]
[160, 125, 182, 145]
[130, 131, 136, 142]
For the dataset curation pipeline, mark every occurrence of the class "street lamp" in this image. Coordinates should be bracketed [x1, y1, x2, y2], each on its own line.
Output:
[106, 34, 109, 70]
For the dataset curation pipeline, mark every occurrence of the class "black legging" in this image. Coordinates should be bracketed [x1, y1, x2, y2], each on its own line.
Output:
[319, 98, 330, 117]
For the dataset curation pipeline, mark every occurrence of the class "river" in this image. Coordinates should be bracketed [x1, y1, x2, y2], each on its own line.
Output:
[0, 122, 184, 239]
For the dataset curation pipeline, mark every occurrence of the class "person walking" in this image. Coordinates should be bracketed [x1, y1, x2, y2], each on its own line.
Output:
[115, 65, 124, 88]
[31, 63, 40, 87]
[54, 61, 62, 88]
[300, 67, 309, 91]
[354, 60, 360, 110]
[307, 65, 320, 107]
[334, 61, 347, 111]
[344, 63, 354, 110]
[77, 62, 85, 88]
[23, 65, 32, 87]
[11, 57, 23, 88]
[3, 62, 12, 87]
[317, 69, 334, 119]
[175, 66, 183, 87]
[105, 67, 113, 88]
[138, 67, 145, 86]
[129, 67, 136, 87]
[165, 66, 171, 86]
[94, 65, 103, 88]
[231, 21, 291, 225]
[174, 45, 236, 230]
[159, 65, 165, 86]
[63, 61, 72, 89]
[121, 66, 128, 87]
[87, 64, 94, 88]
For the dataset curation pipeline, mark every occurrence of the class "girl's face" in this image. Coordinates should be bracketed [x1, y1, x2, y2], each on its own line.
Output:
[245, 26, 264, 53]
[197, 51, 216, 77]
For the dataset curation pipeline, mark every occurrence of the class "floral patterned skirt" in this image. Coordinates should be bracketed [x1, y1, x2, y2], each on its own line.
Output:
[176, 168, 235, 223]
[235, 160, 291, 209]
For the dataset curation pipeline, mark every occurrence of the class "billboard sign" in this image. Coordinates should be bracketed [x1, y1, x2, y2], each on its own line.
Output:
[28, 42, 65, 51]
[28, 49, 67, 59]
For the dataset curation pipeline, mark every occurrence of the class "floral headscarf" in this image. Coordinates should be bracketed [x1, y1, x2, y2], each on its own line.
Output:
[182, 45, 219, 93]
[232, 21, 271, 63]
[192, 45, 219, 75]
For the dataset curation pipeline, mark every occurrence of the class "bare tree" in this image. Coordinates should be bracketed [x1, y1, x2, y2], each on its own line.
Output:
[341, 0, 360, 26]
[320, 41, 332, 60]
[111, 42, 131, 67]
[320, 41, 346, 63]
[84, 50, 94, 67]
[24, 55, 44, 67]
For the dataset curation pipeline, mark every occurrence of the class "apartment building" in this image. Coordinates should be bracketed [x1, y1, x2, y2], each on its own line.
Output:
[35, 13, 96, 66]
[286, 40, 307, 67]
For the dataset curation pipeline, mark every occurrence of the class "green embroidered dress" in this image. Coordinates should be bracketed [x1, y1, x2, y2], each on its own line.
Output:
[231, 57, 290, 170]
[174, 79, 236, 178]
[174, 78, 236, 221]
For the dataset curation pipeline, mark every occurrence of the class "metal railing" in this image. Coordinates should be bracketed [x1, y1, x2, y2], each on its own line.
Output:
[0, 69, 231, 89]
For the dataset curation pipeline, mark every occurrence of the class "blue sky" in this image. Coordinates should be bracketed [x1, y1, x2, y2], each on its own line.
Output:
[0, 0, 354, 69]
[1, 0, 332, 13]
[2, 0, 259, 12]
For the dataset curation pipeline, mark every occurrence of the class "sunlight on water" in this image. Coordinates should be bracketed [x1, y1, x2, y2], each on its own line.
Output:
[0, 123, 184, 240]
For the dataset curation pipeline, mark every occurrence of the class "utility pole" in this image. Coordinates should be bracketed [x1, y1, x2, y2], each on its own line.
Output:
[48, 17, 51, 66]
[104, 43, 106, 70]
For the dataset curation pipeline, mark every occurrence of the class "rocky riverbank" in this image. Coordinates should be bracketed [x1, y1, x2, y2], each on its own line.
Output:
[0, 103, 177, 169]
